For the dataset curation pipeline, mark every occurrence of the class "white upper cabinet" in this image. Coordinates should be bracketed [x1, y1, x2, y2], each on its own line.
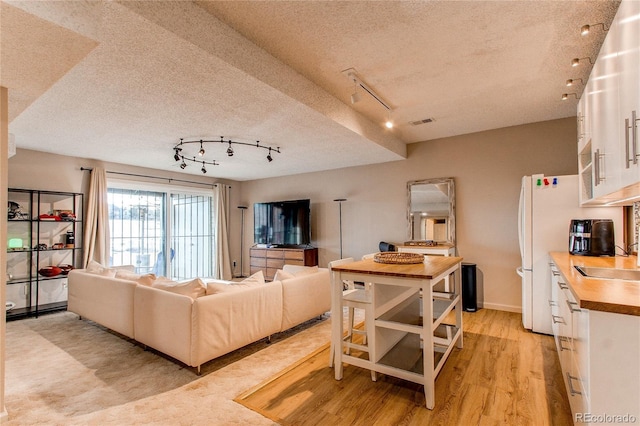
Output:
[617, 0, 640, 188]
[579, 0, 640, 204]
[590, 18, 621, 198]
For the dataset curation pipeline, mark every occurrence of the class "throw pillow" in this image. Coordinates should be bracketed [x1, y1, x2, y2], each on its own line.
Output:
[152, 277, 206, 299]
[273, 269, 294, 281]
[205, 271, 265, 295]
[241, 270, 265, 285]
[87, 260, 106, 273]
[115, 270, 156, 286]
[283, 265, 319, 276]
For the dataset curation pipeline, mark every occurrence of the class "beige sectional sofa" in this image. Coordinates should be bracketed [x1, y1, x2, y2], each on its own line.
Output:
[67, 264, 330, 372]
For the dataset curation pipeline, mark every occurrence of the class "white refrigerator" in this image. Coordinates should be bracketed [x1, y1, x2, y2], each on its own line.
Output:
[517, 174, 623, 335]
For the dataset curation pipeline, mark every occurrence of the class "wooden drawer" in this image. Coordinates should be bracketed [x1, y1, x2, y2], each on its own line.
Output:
[284, 259, 304, 266]
[250, 248, 266, 257]
[250, 256, 266, 268]
[284, 250, 304, 261]
[267, 258, 285, 269]
[266, 249, 285, 259]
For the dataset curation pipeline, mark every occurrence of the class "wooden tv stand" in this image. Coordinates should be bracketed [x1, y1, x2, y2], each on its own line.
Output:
[250, 247, 318, 281]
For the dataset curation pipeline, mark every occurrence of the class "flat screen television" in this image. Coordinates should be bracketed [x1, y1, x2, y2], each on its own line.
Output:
[254, 199, 311, 246]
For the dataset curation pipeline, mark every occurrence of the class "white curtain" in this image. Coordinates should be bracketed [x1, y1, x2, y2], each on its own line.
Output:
[213, 184, 232, 280]
[83, 167, 110, 267]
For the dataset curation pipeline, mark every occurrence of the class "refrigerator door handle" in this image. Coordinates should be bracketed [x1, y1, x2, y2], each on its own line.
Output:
[516, 266, 524, 277]
[518, 183, 524, 260]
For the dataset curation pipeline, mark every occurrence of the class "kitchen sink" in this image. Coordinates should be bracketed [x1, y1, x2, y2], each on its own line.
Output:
[574, 265, 640, 281]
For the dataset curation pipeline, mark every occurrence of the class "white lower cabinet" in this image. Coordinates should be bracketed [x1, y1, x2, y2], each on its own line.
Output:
[550, 260, 640, 425]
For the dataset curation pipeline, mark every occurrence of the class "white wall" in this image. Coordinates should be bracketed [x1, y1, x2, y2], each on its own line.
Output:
[239, 117, 579, 311]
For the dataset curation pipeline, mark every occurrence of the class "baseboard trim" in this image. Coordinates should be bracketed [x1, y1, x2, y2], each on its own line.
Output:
[480, 302, 521, 313]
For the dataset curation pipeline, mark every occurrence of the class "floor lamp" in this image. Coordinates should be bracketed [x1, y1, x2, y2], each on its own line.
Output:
[238, 206, 248, 278]
[333, 198, 346, 259]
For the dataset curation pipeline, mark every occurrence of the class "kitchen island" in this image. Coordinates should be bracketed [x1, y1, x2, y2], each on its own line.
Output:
[549, 252, 639, 425]
[330, 255, 463, 409]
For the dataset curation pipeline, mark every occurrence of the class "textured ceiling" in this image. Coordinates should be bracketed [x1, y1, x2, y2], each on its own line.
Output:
[1, 0, 620, 181]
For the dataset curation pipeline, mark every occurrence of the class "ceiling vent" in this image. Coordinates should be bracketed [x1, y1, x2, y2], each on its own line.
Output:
[410, 118, 435, 126]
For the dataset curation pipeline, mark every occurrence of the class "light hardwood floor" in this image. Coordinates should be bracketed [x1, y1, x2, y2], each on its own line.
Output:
[236, 309, 573, 425]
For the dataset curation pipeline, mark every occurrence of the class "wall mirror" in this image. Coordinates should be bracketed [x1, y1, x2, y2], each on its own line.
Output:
[407, 177, 455, 245]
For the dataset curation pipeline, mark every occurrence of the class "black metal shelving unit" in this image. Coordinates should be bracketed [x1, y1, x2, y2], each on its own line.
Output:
[6, 188, 83, 320]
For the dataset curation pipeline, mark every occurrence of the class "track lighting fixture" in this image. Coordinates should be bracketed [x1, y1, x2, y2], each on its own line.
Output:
[342, 68, 395, 130]
[172, 136, 280, 169]
[581, 23, 608, 36]
[562, 93, 578, 101]
[566, 78, 584, 87]
[572, 57, 593, 67]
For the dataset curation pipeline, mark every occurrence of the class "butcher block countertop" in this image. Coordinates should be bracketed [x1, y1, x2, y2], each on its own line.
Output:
[550, 252, 640, 316]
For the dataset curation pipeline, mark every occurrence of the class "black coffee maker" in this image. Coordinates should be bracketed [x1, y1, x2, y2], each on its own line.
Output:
[569, 219, 615, 256]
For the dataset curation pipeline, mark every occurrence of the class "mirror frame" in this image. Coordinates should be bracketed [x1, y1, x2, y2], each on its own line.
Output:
[407, 177, 456, 245]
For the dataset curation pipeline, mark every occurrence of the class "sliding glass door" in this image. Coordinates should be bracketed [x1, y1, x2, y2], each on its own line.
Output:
[108, 186, 215, 280]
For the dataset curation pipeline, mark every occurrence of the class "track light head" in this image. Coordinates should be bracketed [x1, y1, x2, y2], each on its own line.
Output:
[198, 140, 205, 156]
[562, 93, 578, 101]
[581, 23, 608, 36]
[267, 147, 273, 162]
[180, 161, 187, 169]
[201, 162, 207, 174]
[572, 57, 593, 67]
[566, 79, 584, 87]
[227, 142, 234, 157]
[173, 148, 182, 162]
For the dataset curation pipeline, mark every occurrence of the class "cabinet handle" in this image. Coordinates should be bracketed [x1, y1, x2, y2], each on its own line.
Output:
[566, 299, 581, 313]
[551, 270, 560, 277]
[566, 373, 583, 396]
[548, 299, 558, 307]
[552, 315, 566, 325]
[594, 148, 605, 185]
[558, 335, 572, 351]
[626, 117, 634, 168]
[633, 110, 639, 163]
[594, 150, 600, 185]
[557, 281, 568, 290]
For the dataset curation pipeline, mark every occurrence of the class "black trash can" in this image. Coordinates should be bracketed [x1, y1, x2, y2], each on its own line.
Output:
[461, 263, 477, 312]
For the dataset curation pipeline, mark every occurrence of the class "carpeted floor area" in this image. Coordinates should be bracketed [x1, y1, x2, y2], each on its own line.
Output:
[4, 311, 333, 425]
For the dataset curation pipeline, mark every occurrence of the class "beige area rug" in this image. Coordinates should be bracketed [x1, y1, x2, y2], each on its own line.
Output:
[4, 311, 334, 425]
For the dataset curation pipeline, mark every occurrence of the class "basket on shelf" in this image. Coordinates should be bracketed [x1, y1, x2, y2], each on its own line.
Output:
[373, 252, 424, 264]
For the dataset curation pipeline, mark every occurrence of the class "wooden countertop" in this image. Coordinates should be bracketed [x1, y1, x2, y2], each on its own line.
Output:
[330, 256, 463, 279]
[550, 252, 640, 316]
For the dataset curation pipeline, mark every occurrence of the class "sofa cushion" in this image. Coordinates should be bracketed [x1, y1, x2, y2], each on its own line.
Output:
[274, 269, 294, 281]
[87, 261, 135, 277]
[152, 277, 206, 299]
[282, 265, 319, 276]
[115, 270, 156, 286]
[205, 271, 265, 295]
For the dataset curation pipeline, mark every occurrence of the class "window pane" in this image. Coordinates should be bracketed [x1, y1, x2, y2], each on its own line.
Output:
[171, 194, 214, 280]
[108, 189, 166, 274]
